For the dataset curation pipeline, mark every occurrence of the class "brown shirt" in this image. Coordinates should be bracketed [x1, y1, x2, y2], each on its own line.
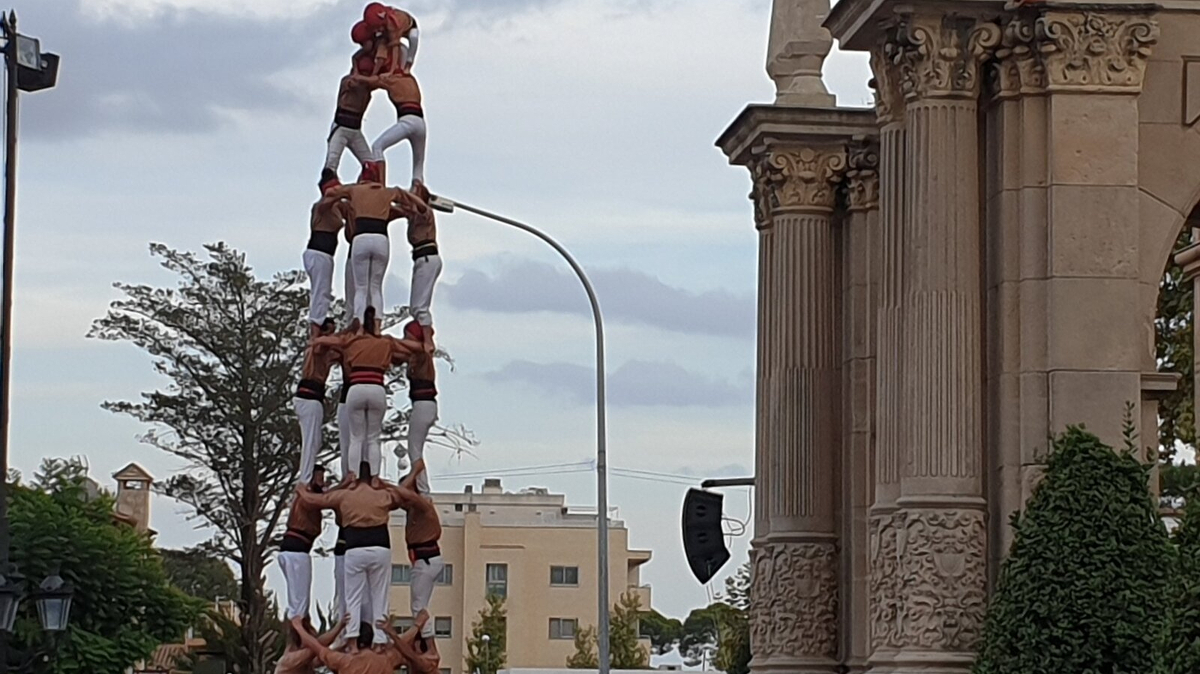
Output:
[407, 208, 436, 248]
[326, 333, 417, 372]
[311, 199, 352, 234]
[301, 482, 403, 528]
[408, 348, 435, 383]
[333, 183, 410, 226]
[300, 343, 339, 384]
[322, 647, 403, 674]
[379, 72, 421, 107]
[275, 647, 316, 674]
[286, 493, 324, 539]
[337, 74, 373, 115]
[387, 9, 416, 38]
[403, 491, 442, 546]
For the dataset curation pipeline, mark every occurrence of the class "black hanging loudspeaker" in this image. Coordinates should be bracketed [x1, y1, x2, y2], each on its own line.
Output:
[681, 488, 731, 584]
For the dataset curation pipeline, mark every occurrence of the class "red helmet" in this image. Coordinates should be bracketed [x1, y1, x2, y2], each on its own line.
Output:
[403, 321, 423, 340]
[355, 55, 375, 76]
[363, 3, 389, 28]
[359, 161, 382, 184]
[351, 20, 374, 45]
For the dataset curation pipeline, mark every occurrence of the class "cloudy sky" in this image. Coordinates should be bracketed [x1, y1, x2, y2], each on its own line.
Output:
[11, 0, 870, 621]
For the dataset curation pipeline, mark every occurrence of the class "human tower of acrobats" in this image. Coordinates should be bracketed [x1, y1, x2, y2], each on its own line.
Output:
[276, 4, 446, 674]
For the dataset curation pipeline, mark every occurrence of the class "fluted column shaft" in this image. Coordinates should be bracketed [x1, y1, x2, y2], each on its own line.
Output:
[749, 146, 846, 674]
[867, 48, 907, 674]
[878, 15, 999, 674]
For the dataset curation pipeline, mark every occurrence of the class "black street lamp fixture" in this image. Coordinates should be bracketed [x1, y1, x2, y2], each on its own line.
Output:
[33, 574, 71, 633]
[0, 571, 23, 633]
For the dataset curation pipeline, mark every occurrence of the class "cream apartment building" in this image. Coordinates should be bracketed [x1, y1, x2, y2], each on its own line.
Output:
[388, 479, 653, 674]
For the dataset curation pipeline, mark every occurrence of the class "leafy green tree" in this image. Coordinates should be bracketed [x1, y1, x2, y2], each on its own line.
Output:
[162, 545, 238, 601]
[7, 458, 202, 674]
[1156, 227, 1200, 504]
[713, 564, 750, 674]
[972, 426, 1176, 674]
[1166, 492, 1200, 673]
[567, 592, 650, 669]
[566, 625, 599, 669]
[638, 609, 683, 655]
[89, 243, 473, 674]
[466, 593, 507, 674]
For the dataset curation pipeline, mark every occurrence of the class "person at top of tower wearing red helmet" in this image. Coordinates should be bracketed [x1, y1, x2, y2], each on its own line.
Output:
[363, 3, 418, 76]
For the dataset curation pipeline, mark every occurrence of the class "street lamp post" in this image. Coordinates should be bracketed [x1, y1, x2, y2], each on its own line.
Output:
[429, 196, 611, 674]
[0, 12, 62, 674]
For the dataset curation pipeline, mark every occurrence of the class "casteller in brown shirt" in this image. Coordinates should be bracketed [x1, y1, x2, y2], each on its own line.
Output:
[324, 183, 426, 239]
[280, 492, 324, 554]
[333, 74, 375, 130]
[297, 480, 403, 529]
[313, 333, 421, 385]
[378, 72, 422, 119]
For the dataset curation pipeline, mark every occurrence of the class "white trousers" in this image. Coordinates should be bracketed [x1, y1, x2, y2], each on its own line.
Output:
[351, 233, 389, 321]
[325, 125, 373, 172]
[410, 254, 442, 328]
[278, 551, 313, 619]
[293, 397, 324, 486]
[410, 554, 444, 638]
[408, 400, 438, 495]
[343, 246, 357, 327]
[303, 249, 335, 327]
[347, 385, 386, 477]
[345, 546, 391, 643]
[337, 401, 352, 479]
[371, 115, 426, 185]
[334, 553, 346, 618]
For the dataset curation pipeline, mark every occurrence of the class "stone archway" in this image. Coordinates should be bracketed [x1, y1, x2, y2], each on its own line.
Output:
[718, 1, 1200, 673]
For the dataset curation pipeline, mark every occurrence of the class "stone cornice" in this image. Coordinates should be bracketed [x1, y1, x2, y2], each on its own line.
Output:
[717, 105, 878, 167]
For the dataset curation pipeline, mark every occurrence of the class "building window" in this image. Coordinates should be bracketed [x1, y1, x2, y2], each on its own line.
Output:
[550, 566, 579, 586]
[392, 564, 411, 585]
[394, 616, 415, 632]
[392, 564, 454, 585]
[486, 563, 508, 598]
[549, 618, 578, 640]
[439, 669, 451, 674]
[435, 617, 453, 638]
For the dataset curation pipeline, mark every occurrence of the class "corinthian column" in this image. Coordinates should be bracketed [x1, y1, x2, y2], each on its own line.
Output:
[893, 15, 998, 673]
[866, 43, 907, 674]
[748, 145, 845, 674]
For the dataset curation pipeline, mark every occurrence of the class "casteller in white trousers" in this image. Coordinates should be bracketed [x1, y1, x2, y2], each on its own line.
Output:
[279, 467, 327, 619]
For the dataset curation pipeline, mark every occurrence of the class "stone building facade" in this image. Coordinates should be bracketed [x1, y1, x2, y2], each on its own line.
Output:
[718, 0, 1200, 672]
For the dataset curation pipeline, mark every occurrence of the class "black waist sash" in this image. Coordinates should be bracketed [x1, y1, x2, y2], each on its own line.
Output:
[295, 378, 326, 401]
[411, 239, 439, 260]
[409, 378, 437, 401]
[307, 231, 338, 255]
[407, 538, 441, 562]
[355, 218, 388, 237]
[334, 107, 365, 130]
[281, 528, 317, 553]
[343, 525, 390, 550]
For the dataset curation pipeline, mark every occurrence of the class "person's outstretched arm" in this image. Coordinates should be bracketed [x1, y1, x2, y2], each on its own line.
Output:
[317, 614, 349, 646]
[290, 616, 341, 669]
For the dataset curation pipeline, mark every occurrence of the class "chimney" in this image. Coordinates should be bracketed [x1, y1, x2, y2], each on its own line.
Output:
[112, 463, 153, 533]
[483, 478, 502, 494]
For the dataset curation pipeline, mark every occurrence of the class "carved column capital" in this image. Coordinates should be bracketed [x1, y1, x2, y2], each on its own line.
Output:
[758, 146, 848, 216]
[993, 16, 1043, 99]
[890, 16, 1002, 100]
[1035, 11, 1158, 92]
[750, 541, 839, 662]
[846, 140, 880, 212]
[870, 47, 906, 125]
